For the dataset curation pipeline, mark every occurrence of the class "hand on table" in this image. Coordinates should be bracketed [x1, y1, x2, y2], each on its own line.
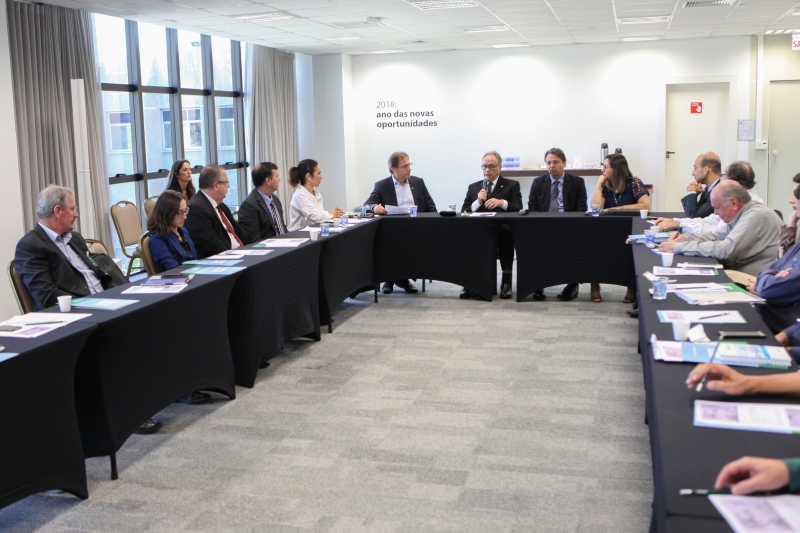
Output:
[715, 456, 790, 495]
[330, 207, 344, 218]
[776, 331, 791, 348]
[485, 198, 504, 210]
[747, 277, 758, 295]
[655, 219, 680, 232]
[686, 363, 750, 395]
[372, 205, 387, 215]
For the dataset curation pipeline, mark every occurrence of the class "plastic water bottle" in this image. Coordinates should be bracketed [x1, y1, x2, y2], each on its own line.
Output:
[653, 277, 668, 300]
[341, 213, 348, 228]
[320, 224, 329, 237]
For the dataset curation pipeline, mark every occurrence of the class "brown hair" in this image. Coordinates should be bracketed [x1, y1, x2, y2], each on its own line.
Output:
[146, 190, 185, 236]
[544, 148, 566, 162]
[289, 159, 318, 188]
[606, 154, 633, 195]
[388, 152, 409, 171]
[166, 159, 195, 199]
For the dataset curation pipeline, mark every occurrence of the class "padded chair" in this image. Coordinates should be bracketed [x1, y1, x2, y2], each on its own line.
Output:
[143, 196, 159, 219]
[139, 233, 159, 276]
[110, 200, 145, 279]
[85, 238, 109, 256]
[7, 260, 35, 314]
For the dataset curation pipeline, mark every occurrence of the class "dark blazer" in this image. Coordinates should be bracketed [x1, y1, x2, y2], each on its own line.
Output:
[149, 227, 197, 273]
[681, 179, 719, 219]
[14, 225, 124, 311]
[461, 176, 523, 213]
[363, 176, 437, 213]
[166, 181, 194, 200]
[527, 173, 588, 213]
[184, 192, 247, 259]
[238, 188, 286, 243]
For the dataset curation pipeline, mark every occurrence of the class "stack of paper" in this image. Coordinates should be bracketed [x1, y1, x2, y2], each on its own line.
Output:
[710, 494, 800, 533]
[652, 339, 792, 368]
[71, 298, 139, 311]
[628, 232, 672, 244]
[256, 238, 309, 248]
[653, 266, 719, 277]
[0, 313, 91, 338]
[674, 283, 764, 305]
[695, 400, 800, 434]
[657, 310, 746, 324]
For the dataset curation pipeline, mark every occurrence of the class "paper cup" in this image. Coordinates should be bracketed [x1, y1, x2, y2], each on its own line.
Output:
[332, 218, 341, 227]
[640, 209, 649, 219]
[58, 295, 72, 313]
[672, 320, 691, 341]
[309, 230, 320, 241]
[661, 252, 674, 267]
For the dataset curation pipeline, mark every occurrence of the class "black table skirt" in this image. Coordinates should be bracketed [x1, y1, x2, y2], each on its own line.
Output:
[374, 213, 500, 301]
[71, 273, 239, 459]
[227, 239, 323, 387]
[508, 213, 636, 301]
[318, 220, 378, 329]
[0, 323, 97, 508]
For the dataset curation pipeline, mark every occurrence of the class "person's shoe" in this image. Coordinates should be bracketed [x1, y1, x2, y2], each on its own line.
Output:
[590, 283, 602, 303]
[532, 290, 546, 301]
[382, 282, 393, 294]
[626, 309, 639, 318]
[134, 419, 162, 435]
[395, 280, 418, 294]
[259, 360, 270, 369]
[557, 283, 579, 301]
[177, 392, 211, 405]
[499, 283, 512, 299]
[623, 287, 637, 304]
[459, 287, 473, 299]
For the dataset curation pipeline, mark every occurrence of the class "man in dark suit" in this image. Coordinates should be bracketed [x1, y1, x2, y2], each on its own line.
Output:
[460, 150, 523, 300]
[15, 185, 126, 311]
[184, 165, 247, 259]
[681, 152, 721, 219]
[527, 148, 588, 301]
[364, 151, 437, 294]
[238, 161, 287, 243]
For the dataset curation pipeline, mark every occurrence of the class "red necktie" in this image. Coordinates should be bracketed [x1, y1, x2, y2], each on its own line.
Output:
[217, 205, 244, 246]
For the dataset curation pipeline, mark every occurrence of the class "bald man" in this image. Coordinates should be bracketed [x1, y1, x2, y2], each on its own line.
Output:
[682, 152, 721, 219]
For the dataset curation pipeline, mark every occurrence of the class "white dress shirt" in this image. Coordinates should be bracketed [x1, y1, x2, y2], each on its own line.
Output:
[38, 222, 103, 294]
[202, 191, 239, 250]
[288, 186, 332, 231]
[471, 178, 508, 212]
[393, 177, 415, 208]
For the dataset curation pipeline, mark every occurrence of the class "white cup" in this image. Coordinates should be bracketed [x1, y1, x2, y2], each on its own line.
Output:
[309, 230, 320, 241]
[640, 209, 649, 219]
[58, 295, 72, 313]
[332, 218, 341, 228]
[672, 320, 691, 341]
[661, 252, 674, 267]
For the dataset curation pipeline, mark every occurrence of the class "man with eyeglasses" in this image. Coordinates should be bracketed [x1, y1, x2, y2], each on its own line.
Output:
[185, 165, 248, 259]
[364, 151, 437, 294]
[460, 150, 523, 300]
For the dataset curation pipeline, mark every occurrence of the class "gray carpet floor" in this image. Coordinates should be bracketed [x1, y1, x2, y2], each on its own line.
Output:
[0, 279, 652, 533]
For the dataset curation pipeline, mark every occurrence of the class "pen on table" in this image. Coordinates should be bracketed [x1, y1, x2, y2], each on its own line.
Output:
[18, 320, 64, 326]
[679, 489, 731, 496]
[695, 312, 730, 321]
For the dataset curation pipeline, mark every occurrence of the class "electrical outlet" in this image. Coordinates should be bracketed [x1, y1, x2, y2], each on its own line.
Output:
[755, 141, 768, 150]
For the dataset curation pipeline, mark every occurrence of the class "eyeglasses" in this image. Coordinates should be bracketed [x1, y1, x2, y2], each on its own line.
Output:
[481, 164, 500, 170]
[601, 164, 611, 170]
[398, 163, 413, 170]
[177, 208, 190, 216]
[217, 180, 230, 186]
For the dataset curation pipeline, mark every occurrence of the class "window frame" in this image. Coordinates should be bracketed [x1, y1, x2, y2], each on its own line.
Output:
[99, 18, 247, 217]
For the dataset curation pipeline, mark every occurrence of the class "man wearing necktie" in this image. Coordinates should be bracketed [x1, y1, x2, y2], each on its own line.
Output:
[460, 150, 523, 300]
[238, 161, 288, 243]
[526, 148, 588, 301]
[185, 165, 248, 259]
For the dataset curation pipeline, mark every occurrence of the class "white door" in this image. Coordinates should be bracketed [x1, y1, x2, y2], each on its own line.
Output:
[768, 81, 800, 212]
[665, 83, 730, 212]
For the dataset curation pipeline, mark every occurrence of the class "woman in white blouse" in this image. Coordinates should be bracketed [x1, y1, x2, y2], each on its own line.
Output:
[288, 159, 344, 231]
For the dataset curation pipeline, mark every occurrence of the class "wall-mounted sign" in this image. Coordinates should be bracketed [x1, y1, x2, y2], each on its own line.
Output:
[793, 34, 800, 51]
[737, 119, 755, 141]
[375, 101, 438, 129]
[691, 102, 702, 114]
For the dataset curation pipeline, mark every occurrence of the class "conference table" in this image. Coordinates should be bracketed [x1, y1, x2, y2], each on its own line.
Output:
[4, 211, 798, 532]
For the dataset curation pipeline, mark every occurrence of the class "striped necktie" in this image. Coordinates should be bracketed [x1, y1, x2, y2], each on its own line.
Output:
[549, 180, 560, 212]
[269, 200, 285, 235]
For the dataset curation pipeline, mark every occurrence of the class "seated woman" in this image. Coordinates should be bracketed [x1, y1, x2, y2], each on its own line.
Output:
[287, 159, 344, 232]
[747, 174, 800, 336]
[686, 363, 800, 495]
[147, 190, 198, 272]
[589, 154, 650, 303]
[165, 159, 196, 200]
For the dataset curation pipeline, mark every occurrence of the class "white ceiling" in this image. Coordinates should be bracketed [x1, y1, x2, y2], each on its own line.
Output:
[41, 0, 800, 55]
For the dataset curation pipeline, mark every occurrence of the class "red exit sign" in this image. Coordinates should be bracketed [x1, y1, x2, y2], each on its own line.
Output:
[691, 102, 702, 114]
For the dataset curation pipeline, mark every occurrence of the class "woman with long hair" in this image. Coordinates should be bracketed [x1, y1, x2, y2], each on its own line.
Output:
[287, 159, 344, 231]
[165, 159, 196, 200]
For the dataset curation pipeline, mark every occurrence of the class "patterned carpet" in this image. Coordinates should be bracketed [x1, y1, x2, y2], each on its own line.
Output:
[0, 279, 652, 533]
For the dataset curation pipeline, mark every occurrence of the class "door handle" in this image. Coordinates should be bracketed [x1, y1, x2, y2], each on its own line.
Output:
[773, 150, 779, 156]
[666, 151, 675, 159]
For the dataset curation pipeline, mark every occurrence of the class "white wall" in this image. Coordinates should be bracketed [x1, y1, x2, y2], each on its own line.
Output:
[307, 38, 754, 212]
[295, 53, 315, 160]
[0, 5, 25, 320]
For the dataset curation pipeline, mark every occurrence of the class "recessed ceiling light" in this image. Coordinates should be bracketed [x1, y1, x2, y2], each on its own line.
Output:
[462, 25, 508, 33]
[623, 36, 662, 41]
[235, 11, 294, 22]
[618, 16, 670, 24]
[683, 0, 733, 7]
[371, 50, 405, 54]
[410, 0, 477, 10]
[792, 10, 800, 16]
[490, 43, 530, 48]
[320, 35, 362, 40]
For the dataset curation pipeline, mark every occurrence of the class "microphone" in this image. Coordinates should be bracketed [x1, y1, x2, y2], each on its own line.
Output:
[519, 208, 528, 215]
